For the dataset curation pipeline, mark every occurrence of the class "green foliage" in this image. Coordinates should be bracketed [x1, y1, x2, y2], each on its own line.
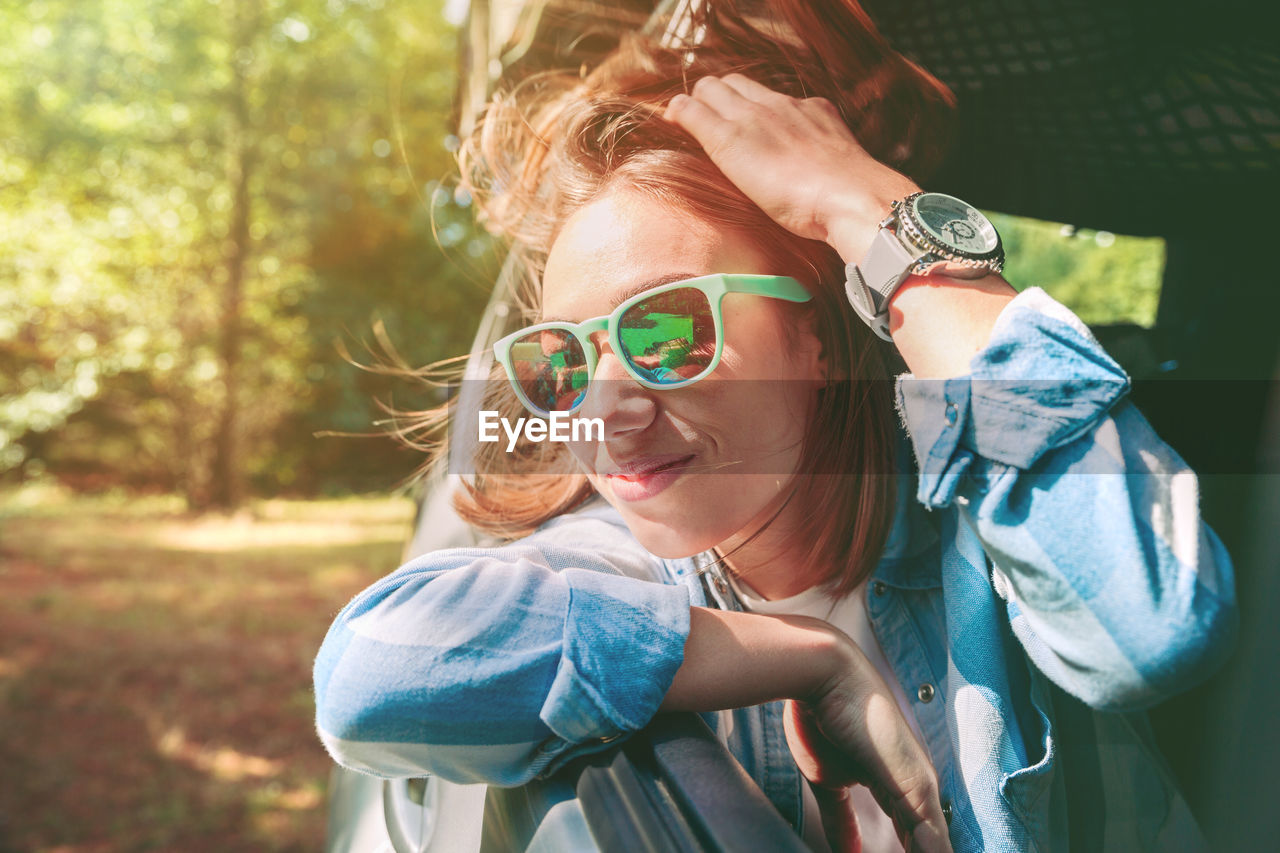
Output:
[2, 1, 1166, 503]
[2, 0, 495, 503]
[991, 213, 1164, 327]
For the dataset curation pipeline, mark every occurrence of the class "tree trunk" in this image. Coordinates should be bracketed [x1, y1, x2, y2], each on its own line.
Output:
[209, 5, 254, 511]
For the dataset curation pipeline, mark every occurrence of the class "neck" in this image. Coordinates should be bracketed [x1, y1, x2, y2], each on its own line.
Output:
[714, 495, 827, 600]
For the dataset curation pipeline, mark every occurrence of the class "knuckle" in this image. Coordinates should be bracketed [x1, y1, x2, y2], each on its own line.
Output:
[805, 96, 838, 113]
[906, 779, 941, 822]
[691, 75, 719, 95]
[891, 767, 938, 811]
[704, 135, 737, 159]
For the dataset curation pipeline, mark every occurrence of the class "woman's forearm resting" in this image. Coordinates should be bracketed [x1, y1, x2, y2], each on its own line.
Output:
[660, 608, 851, 712]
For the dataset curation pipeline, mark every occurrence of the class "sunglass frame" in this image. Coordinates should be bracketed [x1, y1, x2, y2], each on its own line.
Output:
[493, 273, 811, 415]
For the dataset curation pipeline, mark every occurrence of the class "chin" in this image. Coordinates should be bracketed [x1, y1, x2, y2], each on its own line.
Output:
[624, 515, 721, 559]
[603, 492, 738, 559]
[588, 470, 781, 559]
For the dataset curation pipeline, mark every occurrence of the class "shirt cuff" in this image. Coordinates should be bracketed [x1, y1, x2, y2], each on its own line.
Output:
[538, 568, 692, 743]
[896, 287, 1131, 508]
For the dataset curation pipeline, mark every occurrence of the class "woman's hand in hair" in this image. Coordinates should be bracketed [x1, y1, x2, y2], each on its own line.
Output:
[663, 73, 918, 266]
[665, 72, 1016, 378]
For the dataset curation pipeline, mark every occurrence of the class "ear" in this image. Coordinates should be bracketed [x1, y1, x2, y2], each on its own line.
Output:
[790, 307, 838, 387]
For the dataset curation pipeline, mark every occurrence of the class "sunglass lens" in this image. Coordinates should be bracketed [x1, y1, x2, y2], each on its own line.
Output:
[618, 287, 715, 385]
[508, 328, 588, 412]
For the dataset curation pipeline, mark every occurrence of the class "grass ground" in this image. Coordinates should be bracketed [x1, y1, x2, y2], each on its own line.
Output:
[0, 485, 416, 852]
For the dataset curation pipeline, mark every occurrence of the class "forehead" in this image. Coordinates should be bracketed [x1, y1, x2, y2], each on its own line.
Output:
[541, 186, 764, 321]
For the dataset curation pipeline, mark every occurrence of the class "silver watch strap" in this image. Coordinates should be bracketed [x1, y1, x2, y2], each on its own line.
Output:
[844, 229, 923, 341]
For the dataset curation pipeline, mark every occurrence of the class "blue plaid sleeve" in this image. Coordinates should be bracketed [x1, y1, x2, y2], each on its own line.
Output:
[313, 510, 691, 784]
[897, 288, 1236, 710]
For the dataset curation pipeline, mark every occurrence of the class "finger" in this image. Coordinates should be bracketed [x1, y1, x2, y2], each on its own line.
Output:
[857, 695, 943, 813]
[812, 785, 862, 853]
[784, 700, 849, 787]
[664, 91, 724, 123]
[719, 72, 788, 105]
[688, 75, 757, 118]
[870, 781, 951, 853]
[721, 71, 798, 106]
[664, 93, 733, 151]
[790, 698, 949, 852]
[909, 816, 953, 853]
[876, 778, 951, 853]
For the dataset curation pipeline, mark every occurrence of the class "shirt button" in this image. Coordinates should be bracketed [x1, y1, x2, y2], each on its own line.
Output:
[944, 402, 958, 426]
[917, 683, 936, 703]
[942, 801, 952, 823]
[872, 581, 887, 596]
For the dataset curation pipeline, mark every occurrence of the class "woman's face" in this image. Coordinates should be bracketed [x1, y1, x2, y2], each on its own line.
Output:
[542, 185, 826, 559]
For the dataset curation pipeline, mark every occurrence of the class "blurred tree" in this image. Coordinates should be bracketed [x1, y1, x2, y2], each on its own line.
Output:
[1, 0, 495, 507]
[0, 0, 1162, 507]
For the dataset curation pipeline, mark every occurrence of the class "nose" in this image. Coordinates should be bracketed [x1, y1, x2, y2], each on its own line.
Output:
[579, 334, 657, 439]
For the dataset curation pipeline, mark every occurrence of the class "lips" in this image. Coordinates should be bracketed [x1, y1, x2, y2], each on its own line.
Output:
[604, 453, 695, 502]
[609, 454, 694, 480]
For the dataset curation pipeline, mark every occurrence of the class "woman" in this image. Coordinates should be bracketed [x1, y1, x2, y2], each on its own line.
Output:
[314, 2, 1235, 850]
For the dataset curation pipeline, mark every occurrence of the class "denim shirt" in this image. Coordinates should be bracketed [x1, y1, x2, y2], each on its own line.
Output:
[314, 288, 1236, 851]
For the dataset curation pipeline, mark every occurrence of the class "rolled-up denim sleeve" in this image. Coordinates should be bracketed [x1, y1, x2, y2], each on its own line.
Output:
[313, 511, 691, 785]
[897, 288, 1236, 710]
[897, 286, 1131, 508]
[540, 567, 690, 742]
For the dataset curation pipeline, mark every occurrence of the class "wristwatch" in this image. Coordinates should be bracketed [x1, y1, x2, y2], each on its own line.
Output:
[844, 191, 1004, 341]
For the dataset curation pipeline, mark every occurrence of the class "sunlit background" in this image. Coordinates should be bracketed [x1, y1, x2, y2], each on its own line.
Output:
[1, 1, 1165, 849]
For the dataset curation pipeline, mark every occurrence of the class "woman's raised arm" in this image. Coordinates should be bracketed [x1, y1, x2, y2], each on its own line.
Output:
[663, 72, 1017, 380]
[894, 289, 1237, 710]
[666, 74, 1237, 709]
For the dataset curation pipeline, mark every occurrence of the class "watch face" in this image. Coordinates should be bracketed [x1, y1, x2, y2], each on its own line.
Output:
[909, 193, 1000, 256]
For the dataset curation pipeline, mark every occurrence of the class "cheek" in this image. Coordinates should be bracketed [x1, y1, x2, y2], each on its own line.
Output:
[710, 396, 807, 466]
[712, 309, 822, 459]
[714, 301, 780, 376]
[663, 381, 809, 466]
[716, 301, 822, 383]
[567, 437, 595, 470]
[607, 394, 811, 557]
[694, 365, 814, 465]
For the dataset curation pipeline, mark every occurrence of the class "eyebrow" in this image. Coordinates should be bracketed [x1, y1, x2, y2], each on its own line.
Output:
[541, 272, 702, 324]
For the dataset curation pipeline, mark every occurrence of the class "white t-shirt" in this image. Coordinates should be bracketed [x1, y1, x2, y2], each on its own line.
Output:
[724, 572, 937, 853]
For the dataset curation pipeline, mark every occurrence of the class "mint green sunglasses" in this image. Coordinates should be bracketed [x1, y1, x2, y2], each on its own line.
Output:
[493, 273, 811, 415]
